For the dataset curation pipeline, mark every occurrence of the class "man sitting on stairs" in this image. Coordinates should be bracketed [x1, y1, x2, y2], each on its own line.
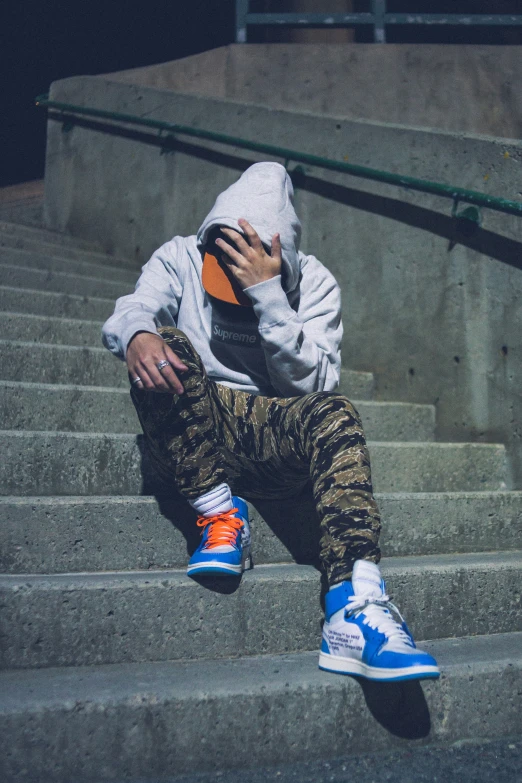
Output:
[102, 161, 439, 683]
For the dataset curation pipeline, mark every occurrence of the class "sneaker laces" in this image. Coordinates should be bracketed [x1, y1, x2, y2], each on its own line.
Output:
[196, 509, 243, 550]
[345, 594, 414, 648]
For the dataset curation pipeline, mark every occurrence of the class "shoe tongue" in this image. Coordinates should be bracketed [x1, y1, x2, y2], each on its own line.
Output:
[352, 560, 383, 598]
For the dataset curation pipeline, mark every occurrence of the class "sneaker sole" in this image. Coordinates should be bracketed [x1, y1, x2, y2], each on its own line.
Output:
[187, 561, 243, 576]
[318, 651, 440, 682]
[186, 552, 252, 577]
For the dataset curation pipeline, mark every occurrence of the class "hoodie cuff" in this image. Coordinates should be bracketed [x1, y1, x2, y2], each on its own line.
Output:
[243, 276, 296, 329]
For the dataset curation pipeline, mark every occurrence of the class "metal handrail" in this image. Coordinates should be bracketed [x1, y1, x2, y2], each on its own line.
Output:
[35, 94, 522, 218]
[236, 0, 522, 44]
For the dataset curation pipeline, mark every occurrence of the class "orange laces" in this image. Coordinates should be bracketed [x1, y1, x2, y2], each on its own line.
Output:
[196, 508, 243, 548]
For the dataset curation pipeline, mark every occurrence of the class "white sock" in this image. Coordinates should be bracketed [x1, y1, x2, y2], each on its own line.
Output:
[189, 483, 233, 518]
[352, 560, 382, 598]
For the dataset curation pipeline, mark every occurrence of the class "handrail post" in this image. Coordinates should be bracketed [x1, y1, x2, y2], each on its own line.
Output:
[372, 0, 386, 43]
[236, 0, 249, 43]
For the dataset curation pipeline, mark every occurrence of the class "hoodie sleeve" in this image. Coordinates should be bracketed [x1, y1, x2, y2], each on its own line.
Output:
[101, 238, 184, 360]
[244, 253, 342, 396]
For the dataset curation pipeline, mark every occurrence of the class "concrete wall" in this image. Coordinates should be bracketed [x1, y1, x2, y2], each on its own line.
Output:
[105, 48, 229, 100]
[107, 44, 522, 139]
[43, 75, 522, 485]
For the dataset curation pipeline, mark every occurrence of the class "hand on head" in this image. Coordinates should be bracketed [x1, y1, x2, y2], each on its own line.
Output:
[215, 218, 282, 290]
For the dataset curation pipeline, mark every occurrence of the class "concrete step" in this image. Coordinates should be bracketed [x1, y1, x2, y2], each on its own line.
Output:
[0, 312, 103, 347]
[0, 341, 377, 400]
[339, 366, 375, 400]
[0, 263, 133, 300]
[0, 317, 376, 402]
[0, 219, 103, 253]
[0, 181, 44, 231]
[87, 738, 522, 783]
[0, 432, 507, 496]
[0, 232, 141, 271]
[0, 285, 115, 321]
[2, 492, 520, 575]
[0, 381, 136, 433]
[0, 247, 138, 284]
[1, 552, 520, 670]
[0, 200, 43, 229]
[0, 633, 520, 782]
[0, 341, 126, 388]
[0, 381, 435, 439]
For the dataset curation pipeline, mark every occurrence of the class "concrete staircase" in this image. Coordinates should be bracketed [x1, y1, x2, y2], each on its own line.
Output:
[0, 218, 521, 782]
[0, 181, 44, 229]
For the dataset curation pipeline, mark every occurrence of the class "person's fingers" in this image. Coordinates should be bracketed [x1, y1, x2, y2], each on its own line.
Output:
[153, 349, 184, 394]
[238, 218, 263, 251]
[220, 226, 251, 256]
[163, 346, 186, 394]
[127, 357, 145, 388]
[128, 370, 144, 391]
[158, 365, 184, 394]
[131, 359, 178, 395]
[215, 237, 245, 266]
[164, 344, 188, 372]
[150, 345, 186, 394]
[219, 258, 243, 287]
[140, 359, 172, 392]
[271, 232, 282, 262]
[219, 226, 243, 242]
[135, 364, 156, 392]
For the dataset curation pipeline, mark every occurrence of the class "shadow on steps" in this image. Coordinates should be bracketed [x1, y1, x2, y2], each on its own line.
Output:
[137, 434, 322, 579]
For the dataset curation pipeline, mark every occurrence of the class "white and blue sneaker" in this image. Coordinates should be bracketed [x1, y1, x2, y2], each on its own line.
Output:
[187, 496, 251, 577]
[319, 560, 440, 682]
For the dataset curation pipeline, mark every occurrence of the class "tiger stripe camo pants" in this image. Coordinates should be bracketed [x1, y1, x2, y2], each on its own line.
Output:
[131, 327, 381, 585]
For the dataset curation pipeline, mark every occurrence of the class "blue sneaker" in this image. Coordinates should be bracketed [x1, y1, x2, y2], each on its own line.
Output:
[187, 496, 251, 577]
[319, 560, 440, 682]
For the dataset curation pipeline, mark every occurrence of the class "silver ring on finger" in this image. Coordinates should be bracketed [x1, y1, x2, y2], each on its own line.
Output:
[156, 360, 171, 372]
[131, 376, 142, 386]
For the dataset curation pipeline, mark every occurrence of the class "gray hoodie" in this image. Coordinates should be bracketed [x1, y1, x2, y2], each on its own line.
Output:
[102, 162, 342, 396]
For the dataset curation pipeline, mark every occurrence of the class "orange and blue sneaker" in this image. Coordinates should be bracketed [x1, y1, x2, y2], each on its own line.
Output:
[187, 496, 251, 577]
[319, 560, 440, 682]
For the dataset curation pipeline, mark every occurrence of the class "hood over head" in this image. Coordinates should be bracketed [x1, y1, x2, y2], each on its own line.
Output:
[197, 162, 302, 293]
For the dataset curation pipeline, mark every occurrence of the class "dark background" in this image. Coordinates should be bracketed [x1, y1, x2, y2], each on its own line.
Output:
[1, 0, 235, 188]
[1, 0, 520, 188]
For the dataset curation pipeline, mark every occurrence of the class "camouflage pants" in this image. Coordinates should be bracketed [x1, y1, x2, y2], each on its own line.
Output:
[131, 327, 381, 585]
